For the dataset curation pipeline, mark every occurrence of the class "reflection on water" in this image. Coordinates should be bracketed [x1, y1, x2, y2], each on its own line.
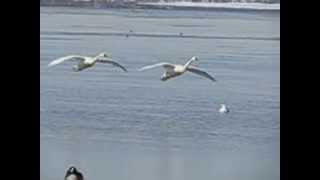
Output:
[40, 7, 279, 180]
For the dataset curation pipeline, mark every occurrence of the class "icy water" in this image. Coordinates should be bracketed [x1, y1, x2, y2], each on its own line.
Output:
[40, 7, 280, 180]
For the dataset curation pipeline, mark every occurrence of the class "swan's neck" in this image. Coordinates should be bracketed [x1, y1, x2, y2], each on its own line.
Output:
[184, 59, 195, 68]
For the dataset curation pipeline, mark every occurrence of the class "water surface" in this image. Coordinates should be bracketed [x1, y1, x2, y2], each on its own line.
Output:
[40, 7, 280, 180]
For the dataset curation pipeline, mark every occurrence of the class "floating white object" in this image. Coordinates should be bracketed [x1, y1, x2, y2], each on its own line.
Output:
[219, 104, 230, 114]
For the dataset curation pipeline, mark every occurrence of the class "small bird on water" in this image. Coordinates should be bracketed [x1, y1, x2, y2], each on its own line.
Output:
[64, 166, 84, 180]
[219, 104, 229, 114]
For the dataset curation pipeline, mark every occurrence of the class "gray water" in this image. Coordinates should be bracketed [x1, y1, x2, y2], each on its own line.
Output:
[40, 7, 280, 180]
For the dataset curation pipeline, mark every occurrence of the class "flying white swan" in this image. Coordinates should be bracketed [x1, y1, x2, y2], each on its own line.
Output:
[138, 56, 216, 82]
[48, 52, 127, 72]
[219, 104, 229, 114]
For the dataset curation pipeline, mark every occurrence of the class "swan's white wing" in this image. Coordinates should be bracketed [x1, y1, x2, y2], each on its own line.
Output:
[138, 62, 175, 71]
[96, 58, 127, 72]
[186, 66, 216, 82]
[48, 55, 85, 67]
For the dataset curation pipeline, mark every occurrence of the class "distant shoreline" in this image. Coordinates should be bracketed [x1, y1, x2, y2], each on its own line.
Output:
[40, 2, 280, 12]
[138, 2, 279, 11]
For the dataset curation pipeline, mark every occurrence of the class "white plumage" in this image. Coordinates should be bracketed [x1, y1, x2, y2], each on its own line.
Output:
[139, 56, 216, 82]
[48, 52, 127, 72]
[219, 104, 230, 114]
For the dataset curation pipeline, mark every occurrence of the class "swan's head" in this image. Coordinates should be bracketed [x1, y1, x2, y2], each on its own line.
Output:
[98, 52, 111, 58]
[185, 56, 199, 67]
[191, 56, 199, 62]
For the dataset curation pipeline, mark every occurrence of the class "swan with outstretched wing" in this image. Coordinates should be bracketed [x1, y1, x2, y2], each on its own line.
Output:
[138, 57, 216, 82]
[48, 52, 127, 72]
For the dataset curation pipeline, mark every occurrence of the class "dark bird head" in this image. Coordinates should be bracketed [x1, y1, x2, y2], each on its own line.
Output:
[65, 166, 84, 180]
